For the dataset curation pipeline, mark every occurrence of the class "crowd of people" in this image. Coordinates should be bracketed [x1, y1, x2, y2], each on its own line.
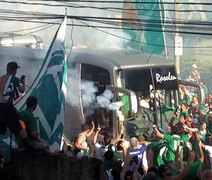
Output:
[0, 61, 212, 180]
[72, 89, 212, 179]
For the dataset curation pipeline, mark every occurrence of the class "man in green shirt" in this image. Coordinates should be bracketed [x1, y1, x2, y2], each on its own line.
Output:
[152, 124, 191, 163]
[19, 96, 49, 151]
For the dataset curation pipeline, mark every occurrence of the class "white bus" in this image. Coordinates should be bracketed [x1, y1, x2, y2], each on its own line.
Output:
[65, 48, 206, 139]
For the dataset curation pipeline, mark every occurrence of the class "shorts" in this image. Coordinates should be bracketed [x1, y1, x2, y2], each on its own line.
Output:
[0, 103, 22, 134]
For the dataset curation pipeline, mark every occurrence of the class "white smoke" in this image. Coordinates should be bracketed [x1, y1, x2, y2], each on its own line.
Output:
[96, 89, 113, 108]
[96, 89, 123, 111]
[67, 72, 123, 114]
[81, 80, 97, 107]
[66, 68, 80, 106]
[108, 101, 123, 111]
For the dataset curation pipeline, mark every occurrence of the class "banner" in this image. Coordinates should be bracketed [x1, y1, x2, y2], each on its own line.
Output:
[16, 16, 67, 153]
[122, 0, 165, 55]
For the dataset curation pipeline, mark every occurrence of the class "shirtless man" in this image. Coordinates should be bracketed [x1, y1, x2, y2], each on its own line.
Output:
[0, 61, 27, 138]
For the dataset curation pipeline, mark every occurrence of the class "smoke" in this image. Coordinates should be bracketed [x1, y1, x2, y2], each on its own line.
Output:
[66, 68, 80, 106]
[81, 80, 97, 107]
[96, 89, 113, 108]
[82, 82, 123, 112]
[67, 69, 123, 117]
[96, 89, 123, 111]
[108, 101, 123, 111]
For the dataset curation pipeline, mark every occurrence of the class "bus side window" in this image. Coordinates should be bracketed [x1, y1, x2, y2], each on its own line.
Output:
[81, 63, 112, 130]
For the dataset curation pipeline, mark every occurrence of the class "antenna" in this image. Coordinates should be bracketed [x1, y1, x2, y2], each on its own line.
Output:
[146, 53, 153, 63]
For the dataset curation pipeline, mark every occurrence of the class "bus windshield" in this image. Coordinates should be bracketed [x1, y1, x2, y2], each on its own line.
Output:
[121, 66, 179, 93]
[120, 66, 179, 137]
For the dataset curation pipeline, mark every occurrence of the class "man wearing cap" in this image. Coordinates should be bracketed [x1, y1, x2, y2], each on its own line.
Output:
[0, 61, 27, 138]
[191, 64, 201, 83]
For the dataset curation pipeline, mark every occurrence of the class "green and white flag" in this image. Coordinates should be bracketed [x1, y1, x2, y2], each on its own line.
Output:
[16, 16, 67, 153]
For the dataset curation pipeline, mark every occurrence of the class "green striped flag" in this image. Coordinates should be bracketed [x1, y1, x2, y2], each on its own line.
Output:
[16, 16, 67, 153]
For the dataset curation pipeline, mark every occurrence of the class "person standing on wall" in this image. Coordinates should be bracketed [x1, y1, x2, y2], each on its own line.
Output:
[0, 61, 28, 144]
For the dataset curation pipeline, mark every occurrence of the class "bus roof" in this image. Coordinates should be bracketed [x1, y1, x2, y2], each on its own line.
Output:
[70, 48, 175, 70]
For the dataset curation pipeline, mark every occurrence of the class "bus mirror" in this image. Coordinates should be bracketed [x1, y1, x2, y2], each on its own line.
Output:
[106, 85, 138, 114]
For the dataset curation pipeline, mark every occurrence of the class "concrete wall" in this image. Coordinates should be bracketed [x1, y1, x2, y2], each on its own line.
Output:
[11, 150, 105, 180]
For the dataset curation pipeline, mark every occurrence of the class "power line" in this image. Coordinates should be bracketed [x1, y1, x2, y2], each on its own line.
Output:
[62, 2, 212, 13]
[0, 13, 211, 37]
[75, 19, 212, 49]
[0, 5, 211, 26]
[0, 3, 210, 49]
[1, 1, 212, 14]
[0, 20, 59, 34]
[1, 0, 211, 5]
[0, 1, 211, 26]
[0, 8, 211, 29]
[0, 15, 210, 50]
[53, 0, 212, 5]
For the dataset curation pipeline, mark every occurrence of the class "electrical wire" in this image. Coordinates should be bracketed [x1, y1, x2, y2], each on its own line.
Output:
[0, 10, 211, 38]
[0, 8, 210, 26]
[1, 0, 211, 5]
[1, 0, 212, 23]
[0, 19, 61, 35]
[0, 2, 210, 24]
[76, 19, 212, 49]
[0, 5, 210, 29]
[0, 2, 211, 49]
[0, 13, 211, 50]
[52, 1, 212, 5]
[61, 2, 212, 13]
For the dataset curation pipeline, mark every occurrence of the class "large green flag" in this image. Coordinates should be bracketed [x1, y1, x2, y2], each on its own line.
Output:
[122, 0, 165, 55]
[15, 16, 67, 153]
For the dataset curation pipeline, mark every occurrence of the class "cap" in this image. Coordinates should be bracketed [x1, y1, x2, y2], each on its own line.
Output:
[192, 64, 197, 69]
[7, 61, 20, 70]
[182, 99, 189, 105]
[139, 100, 150, 109]
[198, 105, 206, 112]
[192, 93, 198, 98]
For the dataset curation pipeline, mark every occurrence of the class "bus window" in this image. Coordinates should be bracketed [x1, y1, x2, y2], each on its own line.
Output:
[80, 63, 113, 131]
[121, 69, 152, 97]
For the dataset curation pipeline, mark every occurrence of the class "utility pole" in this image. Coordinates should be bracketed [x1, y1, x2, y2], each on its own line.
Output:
[174, 1, 183, 77]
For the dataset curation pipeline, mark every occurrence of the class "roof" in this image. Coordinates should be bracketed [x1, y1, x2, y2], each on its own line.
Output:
[69, 48, 174, 70]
